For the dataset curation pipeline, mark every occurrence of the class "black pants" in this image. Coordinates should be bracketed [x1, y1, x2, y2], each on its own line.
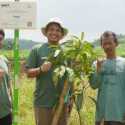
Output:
[96, 121, 125, 125]
[0, 113, 12, 125]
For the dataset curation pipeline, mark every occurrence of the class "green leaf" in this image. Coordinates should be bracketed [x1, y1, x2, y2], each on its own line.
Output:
[54, 50, 61, 57]
[75, 91, 84, 112]
[66, 67, 75, 82]
[59, 66, 66, 78]
[88, 96, 97, 105]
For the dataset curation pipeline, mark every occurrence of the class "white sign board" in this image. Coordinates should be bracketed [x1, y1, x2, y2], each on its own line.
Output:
[0, 2, 37, 29]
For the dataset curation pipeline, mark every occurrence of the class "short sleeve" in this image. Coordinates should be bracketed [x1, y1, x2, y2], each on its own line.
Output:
[25, 47, 38, 69]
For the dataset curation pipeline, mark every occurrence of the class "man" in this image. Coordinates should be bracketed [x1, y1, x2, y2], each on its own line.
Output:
[26, 18, 69, 125]
[90, 31, 125, 125]
[0, 29, 12, 125]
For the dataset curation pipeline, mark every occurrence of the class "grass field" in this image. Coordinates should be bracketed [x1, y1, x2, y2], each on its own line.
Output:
[1, 42, 124, 125]
[18, 74, 96, 125]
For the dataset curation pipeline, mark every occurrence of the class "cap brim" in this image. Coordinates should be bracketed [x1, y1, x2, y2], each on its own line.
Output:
[41, 26, 68, 37]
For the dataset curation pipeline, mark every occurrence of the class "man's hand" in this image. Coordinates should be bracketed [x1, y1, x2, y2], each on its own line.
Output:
[26, 61, 52, 78]
[96, 58, 104, 73]
[40, 61, 52, 72]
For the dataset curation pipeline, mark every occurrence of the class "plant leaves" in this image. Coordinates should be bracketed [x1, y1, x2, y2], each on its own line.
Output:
[75, 91, 84, 112]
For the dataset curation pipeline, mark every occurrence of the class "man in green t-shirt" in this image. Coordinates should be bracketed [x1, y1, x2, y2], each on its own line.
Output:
[89, 31, 125, 125]
[0, 29, 12, 125]
[26, 18, 69, 125]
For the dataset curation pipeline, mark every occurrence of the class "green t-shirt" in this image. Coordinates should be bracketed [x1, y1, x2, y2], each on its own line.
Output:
[0, 55, 12, 118]
[89, 57, 125, 122]
[26, 43, 66, 108]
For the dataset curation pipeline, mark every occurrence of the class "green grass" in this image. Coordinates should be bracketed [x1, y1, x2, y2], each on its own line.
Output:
[2, 42, 125, 125]
[18, 75, 35, 125]
[17, 74, 96, 125]
[0, 49, 29, 59]
[69, 87, 96, 125]
[0, 42, 125, 59]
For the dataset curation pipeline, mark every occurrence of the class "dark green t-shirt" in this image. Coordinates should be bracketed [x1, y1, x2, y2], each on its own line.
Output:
[26, 43, 66, 108]
[0, 55, 11, 118]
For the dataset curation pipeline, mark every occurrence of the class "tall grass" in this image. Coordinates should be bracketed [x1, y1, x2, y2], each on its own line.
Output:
[17, 75, 96, 125]
[2, 43, 124, 125]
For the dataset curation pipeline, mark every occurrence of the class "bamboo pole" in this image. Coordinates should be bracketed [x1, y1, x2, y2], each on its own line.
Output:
[13, 1, 20, 125]
[51, 80, 69, 125]
[13, 29, 20, 125]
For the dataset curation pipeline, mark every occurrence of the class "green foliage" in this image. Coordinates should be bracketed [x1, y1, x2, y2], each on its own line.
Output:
[3, 33, 124, 125]
[17, 75, 96, 125]
[2, 39, 39, 50]
[42, 33, 98, 125]
[44, 33, 97, 85]
[75, 92, 84, 112]
[0, 49, 29, 59]
[63, 34, 97, 76]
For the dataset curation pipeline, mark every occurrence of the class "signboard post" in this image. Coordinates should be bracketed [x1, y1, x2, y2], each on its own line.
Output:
[13, 26, 20, 125]
[13, 0, 21, 124]
[0, 1, 36, 125]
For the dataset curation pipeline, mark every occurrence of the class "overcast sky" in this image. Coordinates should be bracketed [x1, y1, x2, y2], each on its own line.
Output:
[1, 0, 125, 42]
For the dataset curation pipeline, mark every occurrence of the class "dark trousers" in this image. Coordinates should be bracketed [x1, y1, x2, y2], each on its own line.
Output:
[0, 113, 12, 125]
[96, 121, 125, 125]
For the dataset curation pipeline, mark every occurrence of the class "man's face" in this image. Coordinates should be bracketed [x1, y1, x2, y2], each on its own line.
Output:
[46, 24, 63, 44]
[101, 36, 117, 55]
[0, 34, 4, 48]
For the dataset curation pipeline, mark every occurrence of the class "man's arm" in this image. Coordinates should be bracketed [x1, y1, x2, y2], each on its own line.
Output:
[26, 67, 41, 78]
[89, 59, 103, 89]
[0, 68, 5, 84]
[26, 61, 52, 78]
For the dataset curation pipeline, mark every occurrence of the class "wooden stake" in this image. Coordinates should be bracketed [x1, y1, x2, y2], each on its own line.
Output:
[51, 80, 69, 125]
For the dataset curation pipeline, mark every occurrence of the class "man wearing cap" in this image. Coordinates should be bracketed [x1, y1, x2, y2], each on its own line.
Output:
[26, 18, 69, 125]
[0, 29, 12, 125]
[89, 31, 125, 125]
